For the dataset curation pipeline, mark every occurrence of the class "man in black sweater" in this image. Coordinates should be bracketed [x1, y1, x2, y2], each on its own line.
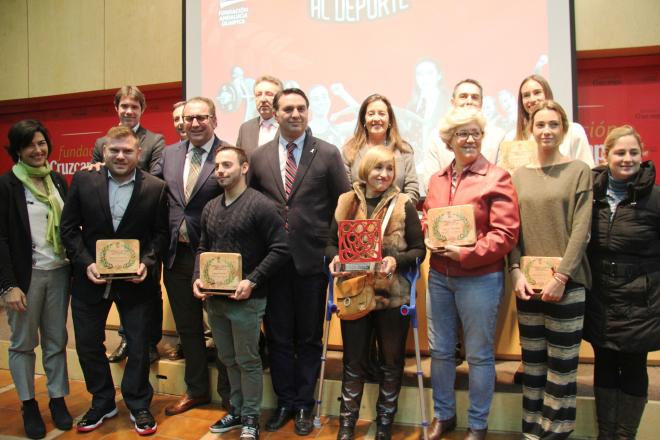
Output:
[192, 146, 289, 440]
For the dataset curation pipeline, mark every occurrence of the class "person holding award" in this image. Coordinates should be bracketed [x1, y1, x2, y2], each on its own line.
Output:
[508, 100, 592, 439]
[506, 74, 594, 167]
[191, 146, 289, 440]
[422, 107, 519, 440]
[0, 120, 72, 439]
[326, 146, 425, 440]
[584, 125, 659, 439]
[342, 94, 420, 204]
[60, 126, 168, 435]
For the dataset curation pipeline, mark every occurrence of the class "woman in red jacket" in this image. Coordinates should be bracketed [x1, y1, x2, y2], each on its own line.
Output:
[422, 107, 519, 440]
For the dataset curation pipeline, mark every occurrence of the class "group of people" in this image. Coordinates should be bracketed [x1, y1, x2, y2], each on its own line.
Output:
[0, 73, 657, 440]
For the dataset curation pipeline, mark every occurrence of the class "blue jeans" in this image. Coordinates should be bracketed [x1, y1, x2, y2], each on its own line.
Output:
[426, 269, 503, 430]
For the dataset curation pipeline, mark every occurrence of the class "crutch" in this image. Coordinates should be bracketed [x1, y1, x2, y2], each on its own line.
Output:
[400, 258, 429, 440]
[314, 257, 338, 428]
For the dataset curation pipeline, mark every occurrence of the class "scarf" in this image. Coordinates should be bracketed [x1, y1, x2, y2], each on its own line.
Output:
[12, 161, 64, 256]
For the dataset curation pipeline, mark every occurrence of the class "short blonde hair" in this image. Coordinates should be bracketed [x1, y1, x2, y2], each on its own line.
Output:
[604, 125, 643, 157]
[438, 107, 486, 145]
[357, 145, 396, 184]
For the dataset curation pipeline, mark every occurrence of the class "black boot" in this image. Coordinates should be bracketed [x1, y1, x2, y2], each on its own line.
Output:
[616, 391, 647, 439]
[22, 399, 46, 439]
[337, 412, 357, 440]
[375, 414, 393, 440]
[337, 368, 364, 440]
[49, 397, 73, 430]
[107, 336, 128, 362]
[594, 387, 617, 440]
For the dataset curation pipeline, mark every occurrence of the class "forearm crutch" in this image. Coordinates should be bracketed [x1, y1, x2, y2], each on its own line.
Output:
[314, 257, 338, 428]
[400, 258, 429, 440]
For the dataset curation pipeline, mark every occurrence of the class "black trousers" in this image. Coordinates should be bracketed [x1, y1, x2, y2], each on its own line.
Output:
[72, 294, 153, 412]
[117, 287, 163, 346]
[164, 244, 229, 399]
[265, 261, 327, 410]
[593, 345, 649, 397]
[340, 307, 410, 417]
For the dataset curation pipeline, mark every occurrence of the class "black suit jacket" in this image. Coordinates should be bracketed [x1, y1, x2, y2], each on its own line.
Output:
[60, 167, 168, 304]
[0, 170, 68, 294]
[249, 134, 350, 275]
[152, 136, 230, 268]
[92, 125, 165, 173]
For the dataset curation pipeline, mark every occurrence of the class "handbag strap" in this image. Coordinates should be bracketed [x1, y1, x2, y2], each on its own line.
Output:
[380, 197, 396, 235]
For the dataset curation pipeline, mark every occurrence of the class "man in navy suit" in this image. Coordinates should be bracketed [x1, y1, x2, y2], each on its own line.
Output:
[249, 89, 350, 435]
[152, 97, 232, 415]
[61, 126, 168, 435]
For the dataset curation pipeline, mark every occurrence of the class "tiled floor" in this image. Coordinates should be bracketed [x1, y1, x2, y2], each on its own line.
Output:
[0, 370, 521, 439]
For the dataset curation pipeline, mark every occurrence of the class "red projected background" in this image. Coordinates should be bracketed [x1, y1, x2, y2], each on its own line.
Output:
[199, 0, 551, 181]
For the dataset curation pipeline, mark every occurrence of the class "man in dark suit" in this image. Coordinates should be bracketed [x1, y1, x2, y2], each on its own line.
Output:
[60, 126, 168, 435]
[152, 96, 231, 415]
[236, 75, 283, 158]
[249, 88, 351, 435]
[91, 85, 165, 173]
[91, 85, 166, 364]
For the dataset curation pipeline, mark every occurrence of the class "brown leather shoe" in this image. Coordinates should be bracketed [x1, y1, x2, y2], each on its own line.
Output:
[464, 427, 487, 440]
[429, 415, 456, 440]
[164, 394, 210, 416]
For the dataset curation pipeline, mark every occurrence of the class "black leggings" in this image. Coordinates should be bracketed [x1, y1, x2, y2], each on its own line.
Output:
[593, 345, 648, 397]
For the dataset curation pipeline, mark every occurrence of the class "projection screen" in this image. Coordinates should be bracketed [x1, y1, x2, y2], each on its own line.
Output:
[185, 0, 576, 187]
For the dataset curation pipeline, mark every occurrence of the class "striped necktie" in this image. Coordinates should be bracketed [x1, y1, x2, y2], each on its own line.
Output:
[185, 147, 204, 202]
[285, 142, 298, 199]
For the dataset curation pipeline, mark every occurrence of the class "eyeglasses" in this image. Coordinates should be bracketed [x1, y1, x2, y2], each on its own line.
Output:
[183, 114, 213, 123]
[454, 130, 483, 140]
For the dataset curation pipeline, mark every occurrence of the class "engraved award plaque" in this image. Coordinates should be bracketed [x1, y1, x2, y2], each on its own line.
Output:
[427, 205, 476, 248]
[521, 256, 563, 291]
[336, 219, 382, 272]
[96, 239, 140, 279]
[200, 252, 242, 295]
[497, 140, 537, 173]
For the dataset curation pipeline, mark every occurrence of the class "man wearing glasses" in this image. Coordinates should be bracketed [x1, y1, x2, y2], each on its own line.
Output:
[152, 97, 231, 415]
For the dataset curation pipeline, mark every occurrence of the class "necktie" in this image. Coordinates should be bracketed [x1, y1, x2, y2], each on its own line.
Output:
[285, 142, 298, 199]
[185, 147, 204, 202]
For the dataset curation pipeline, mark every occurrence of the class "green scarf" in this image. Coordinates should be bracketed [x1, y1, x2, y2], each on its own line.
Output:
[12, 161, 64, 256]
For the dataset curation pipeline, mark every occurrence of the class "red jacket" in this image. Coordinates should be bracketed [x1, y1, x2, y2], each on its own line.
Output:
[422, 154, 520, 277]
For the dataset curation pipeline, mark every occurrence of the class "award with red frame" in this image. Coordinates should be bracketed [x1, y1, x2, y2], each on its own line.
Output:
[336, 219, 383, 272]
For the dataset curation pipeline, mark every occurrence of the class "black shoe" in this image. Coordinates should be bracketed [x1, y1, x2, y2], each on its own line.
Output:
[375, 422, 392, 440]
[49, 397, 72, 430]
[210, 412, 243, 433]
[130, 408, 157, 435]
[265, 407, 294, 432]
[108, 337, 128, 363]
[76, 405, 118, 432]
[294, 408, 313, 436]
[149, 346, 160, 364]
[22, 399, 46, 439]
[240, 415, 260, 440]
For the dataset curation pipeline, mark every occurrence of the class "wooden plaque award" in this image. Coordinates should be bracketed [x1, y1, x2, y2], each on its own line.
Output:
[336, 219, 382, 272]
[96, 239, 140, 279]
[497, 140, 537, 173]
[520, 256, 563, 291]
[199, 252, 242, 295]
[426, 205, 477, 248]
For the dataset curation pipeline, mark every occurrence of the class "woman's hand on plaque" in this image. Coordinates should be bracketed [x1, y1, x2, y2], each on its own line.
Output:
[192, 279, 208, 301]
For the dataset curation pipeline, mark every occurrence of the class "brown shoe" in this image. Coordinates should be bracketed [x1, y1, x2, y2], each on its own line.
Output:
[165, 394, 210, 416]
[464, 427, 487, 440]
[429, 415, 456, 440]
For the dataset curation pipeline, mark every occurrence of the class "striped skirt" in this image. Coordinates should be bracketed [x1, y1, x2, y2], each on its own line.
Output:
[516, 285, 585, 440]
